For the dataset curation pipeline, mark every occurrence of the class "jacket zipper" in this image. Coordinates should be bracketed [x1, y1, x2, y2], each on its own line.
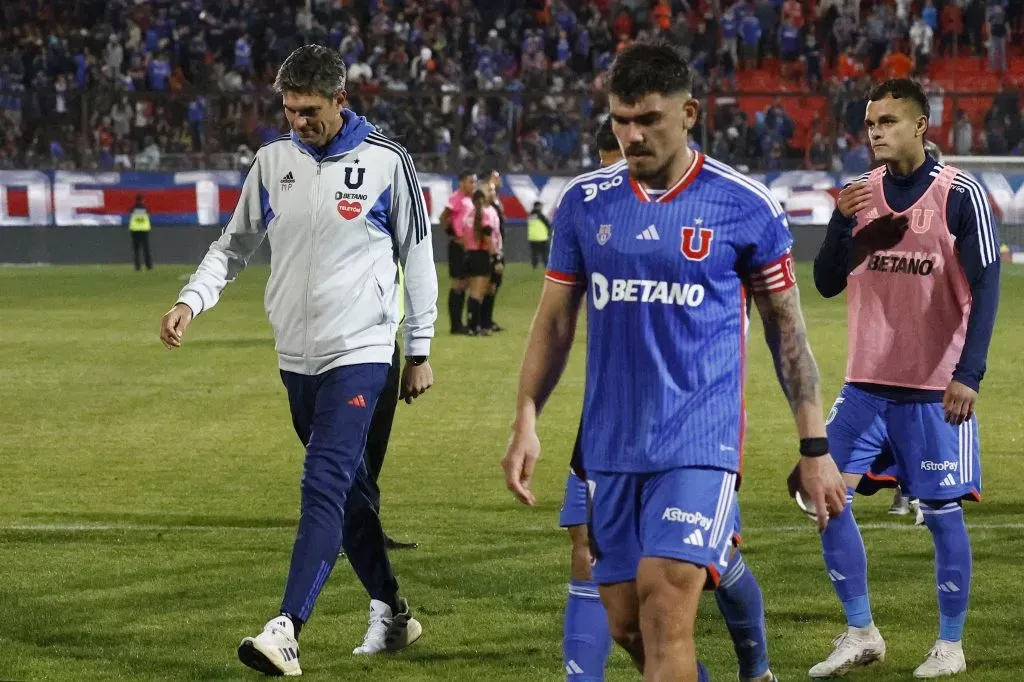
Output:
[304, 161, 321, 371]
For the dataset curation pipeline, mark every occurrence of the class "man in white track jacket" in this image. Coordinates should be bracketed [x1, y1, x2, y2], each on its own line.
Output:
[158, 45, 437, 677]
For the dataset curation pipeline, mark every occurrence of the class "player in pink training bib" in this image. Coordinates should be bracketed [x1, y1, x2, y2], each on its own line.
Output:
[809, 78, 1000, 679]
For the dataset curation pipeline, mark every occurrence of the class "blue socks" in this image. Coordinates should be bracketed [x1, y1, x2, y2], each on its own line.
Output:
[922, 502, 972, 642]
[715, 552, 770, 678]
[564, 580, 611, 680]
[821, 488, 873, 628]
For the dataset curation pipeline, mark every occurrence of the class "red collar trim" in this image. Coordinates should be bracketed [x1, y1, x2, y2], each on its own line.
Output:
[628, 151, 704, 203]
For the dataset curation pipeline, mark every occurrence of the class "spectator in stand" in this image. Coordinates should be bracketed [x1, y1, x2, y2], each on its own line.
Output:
[987, 1, 1008, 73]
[950, 109, 975, 155]
[779, 18, 802, 81]
[842, 130, 871, 174]
[804, 33, 824, 90]
[740, 8, 763, 68]
[805, 131, 832, 170]
[881, 47, 914, 80]
[910, 14, 935, 76]
[922, 0, 939, 33]
[964, 0, 986, 57]
[940, 1, 964, 56]
[782, 0, 805, 31]
[755, 0, 779, 58]
[721, 2, 740, 69]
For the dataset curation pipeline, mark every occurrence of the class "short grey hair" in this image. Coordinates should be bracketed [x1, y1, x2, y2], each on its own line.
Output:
[273, 45, 347, 100]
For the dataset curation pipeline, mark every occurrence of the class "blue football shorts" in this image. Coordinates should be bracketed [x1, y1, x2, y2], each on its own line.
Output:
[587, 466, 740, 586]
[827, 383, 981, 501]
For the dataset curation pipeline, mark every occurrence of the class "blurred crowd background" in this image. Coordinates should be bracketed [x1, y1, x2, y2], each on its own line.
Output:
[0, 0, 1021, 175]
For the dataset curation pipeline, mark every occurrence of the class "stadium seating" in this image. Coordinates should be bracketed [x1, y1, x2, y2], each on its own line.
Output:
[0, 0, 1021, 173]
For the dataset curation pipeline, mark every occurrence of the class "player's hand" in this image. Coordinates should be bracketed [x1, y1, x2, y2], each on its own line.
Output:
[789, 455, 846, 532]
[502, 425, 541, 507]
[400, 361, 433, 404]
[943, 379, 977, 425]
[854, 212, 909, 251]
[836, 181, 873, 218]
[159, 303, 194, 349]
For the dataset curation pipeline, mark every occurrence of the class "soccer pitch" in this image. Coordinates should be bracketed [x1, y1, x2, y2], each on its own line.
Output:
[0, 262, 1022, 681]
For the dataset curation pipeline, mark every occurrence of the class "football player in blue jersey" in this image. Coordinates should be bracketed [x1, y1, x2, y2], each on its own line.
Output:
[557, 117, 779, 682]
[503, 42, 846, 682]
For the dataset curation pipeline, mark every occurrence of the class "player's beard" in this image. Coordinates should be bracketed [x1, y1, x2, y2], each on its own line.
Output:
[624, 143, 665, 184]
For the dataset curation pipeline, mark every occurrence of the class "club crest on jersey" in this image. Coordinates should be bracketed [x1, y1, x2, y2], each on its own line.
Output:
[909, 208, 935, 234]
[680, 225, 713, 261]
[597, 224, 612, 245]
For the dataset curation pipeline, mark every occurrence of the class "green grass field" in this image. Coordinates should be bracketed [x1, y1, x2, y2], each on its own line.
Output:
[1, 262, 1022, 682]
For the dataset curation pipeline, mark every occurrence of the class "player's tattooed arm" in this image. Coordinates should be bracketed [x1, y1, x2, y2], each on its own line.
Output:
[752, 284, 825, 435]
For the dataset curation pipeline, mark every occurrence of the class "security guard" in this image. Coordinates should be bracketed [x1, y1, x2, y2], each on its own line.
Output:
[526, 201, 551, 269]
[129, 195, 153, 271]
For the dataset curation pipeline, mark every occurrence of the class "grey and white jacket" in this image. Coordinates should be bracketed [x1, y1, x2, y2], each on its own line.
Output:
[177, 110, 437, 375]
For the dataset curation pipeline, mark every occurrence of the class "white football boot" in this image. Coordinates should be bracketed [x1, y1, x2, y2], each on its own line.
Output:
[809, 625, 886, 678]
[914, 640, 967, 678]
[352, 598, 423, 655]
[237, 615, 302, 676]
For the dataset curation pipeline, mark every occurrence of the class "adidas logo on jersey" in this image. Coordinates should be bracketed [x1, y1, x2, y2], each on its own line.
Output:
[939, 473, 957, 487]
[635, 224, 660, 241]
[683, 529, 705, 546]
[280, 171, 295, 191]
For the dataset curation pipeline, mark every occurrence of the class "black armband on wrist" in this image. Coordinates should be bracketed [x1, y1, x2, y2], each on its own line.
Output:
[800, 437, 830, 457]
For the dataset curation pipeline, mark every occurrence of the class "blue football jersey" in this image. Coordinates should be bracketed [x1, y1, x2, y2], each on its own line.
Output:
[547, 154, 795, 474]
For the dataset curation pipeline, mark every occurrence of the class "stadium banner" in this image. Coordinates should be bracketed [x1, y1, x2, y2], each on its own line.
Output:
[3, 169, 1024, 227]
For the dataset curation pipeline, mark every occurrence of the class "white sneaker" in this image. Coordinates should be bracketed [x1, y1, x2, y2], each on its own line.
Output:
[809, 625, 886, 678]
[238, 616, 302, 677]
[352, 598, 423, 655]
[914, 640, 966, 678]
[888, 490, 911, 515]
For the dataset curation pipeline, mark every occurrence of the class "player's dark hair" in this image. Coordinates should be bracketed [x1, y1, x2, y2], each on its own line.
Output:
[274, 45, 347, 99]
[458, 170, 476, 181]
[607, 42, 693, 104]
[867, 78, 930, 120]
[596, 118, 618, 152]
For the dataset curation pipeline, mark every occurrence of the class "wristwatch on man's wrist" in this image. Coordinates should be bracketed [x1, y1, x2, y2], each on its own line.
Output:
[406, 355, 428, 366]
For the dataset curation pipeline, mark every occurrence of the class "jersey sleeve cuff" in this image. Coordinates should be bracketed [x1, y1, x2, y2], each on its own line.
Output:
[748, 251, 797, 294]
[545, 269, 579, 286]
[176, 290, 204, 317]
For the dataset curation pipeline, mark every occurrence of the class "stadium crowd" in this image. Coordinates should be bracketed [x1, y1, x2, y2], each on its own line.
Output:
[0, 0, 1022, 173]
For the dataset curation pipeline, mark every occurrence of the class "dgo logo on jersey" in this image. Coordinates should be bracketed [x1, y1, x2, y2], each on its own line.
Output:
[590, 272, 705, 310]
[581, 175, 624, 202]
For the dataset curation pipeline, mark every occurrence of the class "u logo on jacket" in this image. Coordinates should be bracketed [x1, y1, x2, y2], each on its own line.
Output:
[344, 166, 365, 189]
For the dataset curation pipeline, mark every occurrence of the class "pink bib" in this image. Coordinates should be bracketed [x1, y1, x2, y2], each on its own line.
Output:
[845, 164, 972, 390]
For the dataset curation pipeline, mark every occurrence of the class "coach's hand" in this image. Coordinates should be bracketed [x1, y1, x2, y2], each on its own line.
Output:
[503, 425, 540, 507]
[789, 455, 846, 532]
[944, 379, 977, 425]
[837, 181, 873, 218]
[400, 360, 433, 404]
[159, 303, 194, 349]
